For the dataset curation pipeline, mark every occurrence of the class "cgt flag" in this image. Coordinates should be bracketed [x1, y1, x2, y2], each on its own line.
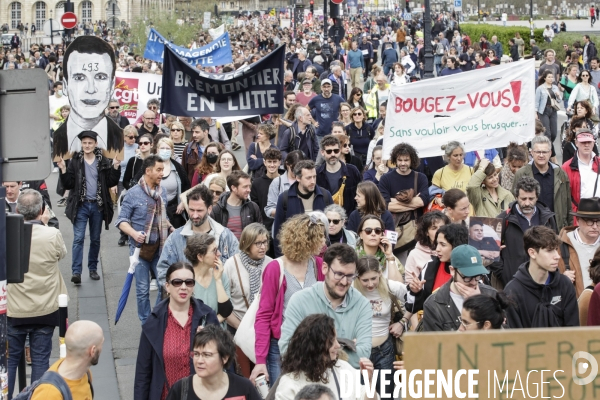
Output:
[161, 45, 285, 118]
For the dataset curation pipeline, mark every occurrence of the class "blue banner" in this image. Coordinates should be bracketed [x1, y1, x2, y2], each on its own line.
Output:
[143, 28, 233, 67]
[161, 45, 285, 118]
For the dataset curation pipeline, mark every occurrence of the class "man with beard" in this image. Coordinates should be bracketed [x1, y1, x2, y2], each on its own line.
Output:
[155, 185, 239, 291]
[469, 220, 501, 262]
[315, 135, 361, 217]
[279, 243, 371, 369]
[106, 98, 130, 129]
[116, 155, 176, 323]
[30, 320, 104, 399]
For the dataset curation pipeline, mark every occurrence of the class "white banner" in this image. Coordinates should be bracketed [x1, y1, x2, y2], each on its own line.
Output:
[114, 71, 163, 124]
[383, 60, 536, 159]
[209, 24, 225, 37]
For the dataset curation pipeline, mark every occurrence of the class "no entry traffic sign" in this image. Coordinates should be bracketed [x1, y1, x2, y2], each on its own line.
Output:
[61, 12, 78, 29]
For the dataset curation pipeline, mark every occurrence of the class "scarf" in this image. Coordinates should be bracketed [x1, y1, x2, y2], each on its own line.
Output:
[499, 163, 515, 192]
[356, 244, 387, 272]
[78, 148, 104, 207]
[138, 176, 169, 250]
[239, 252, 264, 303]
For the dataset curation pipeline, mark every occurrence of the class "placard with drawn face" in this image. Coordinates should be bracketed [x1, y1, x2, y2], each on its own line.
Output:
[52, 36, 124, 161]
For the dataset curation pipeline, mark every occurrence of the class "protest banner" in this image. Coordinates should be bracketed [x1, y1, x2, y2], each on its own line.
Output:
[209, 24, 225, 37]
[402, 327, 600, 399]
[143, 28, 233, 67]
[161, 45, 285, 118]
[382, 59, 536, 159]
[114, 71, 162, 124]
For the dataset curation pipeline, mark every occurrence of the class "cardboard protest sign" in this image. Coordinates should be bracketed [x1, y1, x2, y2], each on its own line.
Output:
[383, 60, 536, 159]
[52, 36, 124, 161]
[402, 327, 600, 399]
[144, 28, 233, 67]
[161, 45, 285, 118]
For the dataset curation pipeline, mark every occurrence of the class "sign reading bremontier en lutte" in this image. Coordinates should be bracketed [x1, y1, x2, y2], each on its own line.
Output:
[382, 59, 535, 159]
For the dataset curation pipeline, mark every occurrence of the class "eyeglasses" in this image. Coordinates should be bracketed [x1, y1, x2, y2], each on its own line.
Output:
[328, 265, 358, 282]
[109, 106, 119, 109]
[458, 316, 479, 329]
[532, 151, 551, 155]
[210, 247, 220, 255]
[149, 106, 158, 110]
[455, 269, 483, 283]
[190, 351, 215, 359]
[362, 227, 383, 235]
[139, 141, 151, 146]
[253, 240, 269, 248]
[168, 278, 196, 287]
[125, 135, 135, 139]
[325, 148, 340, 155]
[213, 190, 223, 197]
[580, 218, 600, 226]
[328, 219, 341, 225]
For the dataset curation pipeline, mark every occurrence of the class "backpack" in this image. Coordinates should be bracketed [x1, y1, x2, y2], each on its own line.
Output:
[436, 43, 445, 55]
[14, 370, 94, 400]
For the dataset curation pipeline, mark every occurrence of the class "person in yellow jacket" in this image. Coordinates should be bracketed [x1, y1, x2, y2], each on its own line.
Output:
[365, 74, 390, 120]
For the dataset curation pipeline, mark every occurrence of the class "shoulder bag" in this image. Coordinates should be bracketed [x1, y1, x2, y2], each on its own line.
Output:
[389, 291, 407, 359]
[233, 258, 285, 364]
[392, 172, 419, 249]
[546, 88, 560, 111]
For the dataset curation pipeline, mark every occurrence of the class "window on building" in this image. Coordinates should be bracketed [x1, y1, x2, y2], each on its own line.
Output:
[10, 2, 21, 30]
[34, 1, 46, 29]
[230, 1, 234, 8]
[81, 1, 92, 24]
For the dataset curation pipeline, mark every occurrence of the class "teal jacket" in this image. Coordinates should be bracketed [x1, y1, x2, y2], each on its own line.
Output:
[279, 282, 372, 368]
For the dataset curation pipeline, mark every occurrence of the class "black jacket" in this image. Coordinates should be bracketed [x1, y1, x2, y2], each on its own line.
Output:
[210, 192, 263, 232]
[59, 148, 121, 230]
[316, 161, 361, 217]
[123, 155, 145, 190]
[421, 280, 497, 331]
[504, 262, 579, 328]
[490, 201, 557, 287]
[134, 298, 219, 400]
[409, 257, 445, 314]
[52, 117, 124, 160]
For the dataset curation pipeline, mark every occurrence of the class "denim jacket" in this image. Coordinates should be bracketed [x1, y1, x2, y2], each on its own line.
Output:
[156, 218, 239, 289]
[114, 184, 168, 247]
[535, 83, 560, 114]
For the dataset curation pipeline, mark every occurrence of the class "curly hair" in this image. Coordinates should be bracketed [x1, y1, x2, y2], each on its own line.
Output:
[515, 176, 540, 197]
[414, 211, 450, 250]
[285, 103, 304, 121]
[280, 314, 337, 383]
[278, 214, 325, 262]
[389, 143, 420, 170]
[195, 142, 224, 177]
[258, 123, 277, 139]
[506, 142, 528, 163]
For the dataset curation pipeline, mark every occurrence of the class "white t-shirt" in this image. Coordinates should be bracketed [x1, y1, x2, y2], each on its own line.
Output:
[449, 288, 464, 313]
[578, 157, 600, 198]
[363, 280, 407, 338]
[48, 94, 69, 129]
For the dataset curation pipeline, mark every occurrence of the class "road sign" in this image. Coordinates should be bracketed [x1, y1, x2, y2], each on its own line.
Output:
[331, 0, 344, 5]
[60, 12, 77, 29]
[454, 0, 462, 10]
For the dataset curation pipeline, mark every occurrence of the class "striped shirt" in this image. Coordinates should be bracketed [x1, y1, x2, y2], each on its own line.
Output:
[173, 141, 188, 160]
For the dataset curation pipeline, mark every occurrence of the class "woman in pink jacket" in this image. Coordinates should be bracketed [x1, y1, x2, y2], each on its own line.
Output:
[249, 214, 326, 387]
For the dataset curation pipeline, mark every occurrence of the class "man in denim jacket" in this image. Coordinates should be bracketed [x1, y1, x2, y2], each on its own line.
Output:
[156, 185, 239, 290]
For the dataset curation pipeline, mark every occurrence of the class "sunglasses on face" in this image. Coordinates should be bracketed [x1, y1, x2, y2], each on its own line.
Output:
[213, 190, 223, 196]
[171, 128, 182, 132]
[325, 148, 340, 155]
[362, 227, 383, 235]
[343, 144, 350, 148]
[125, 135, 135, 139]
[353, 113, 363, 116]
[139, 141, 151, 146]
[109, 106, 119, 109]
[149, 106, 158, 110]
[169, 278, 196, 287]
[328, 219, 341, 225]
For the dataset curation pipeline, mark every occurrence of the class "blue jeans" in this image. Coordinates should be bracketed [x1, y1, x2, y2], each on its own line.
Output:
[131, 244, 160, 324]
[267, 338, 281, 387]
[8, 324, 54, 400]
[72, 201, 103, 275]
[369, 335, 396, 399]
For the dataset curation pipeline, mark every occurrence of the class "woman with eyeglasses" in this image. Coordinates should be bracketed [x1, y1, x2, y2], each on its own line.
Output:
[567, 70, 599, 115]
[356, 214, 404, 282]
[324, 204, 358, 246]
[338, 102, 353, 126]
[166, 324, 261, 400]
[250, 214, 326, 387]
[347, 87, 366, 110]
[169, 121, 188, 160]
[275, 314, 376, 400]
[335, 133, 364, 173]
[156, 138, 191, 229]
[354, 255, 407, 397]
[202, 150, 242, 192]
[458, 293, 509, 331]
[191, 142, 225, 187]
[345, 107, 375, 165]
[184, 233, 233, 330]
[222, 224, 272, 374]
[123, 133, 154, 190]
[134, 262, 219, 400]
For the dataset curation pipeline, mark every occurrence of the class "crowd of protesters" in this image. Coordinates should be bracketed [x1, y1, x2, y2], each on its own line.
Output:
[4, 7, 600, 400]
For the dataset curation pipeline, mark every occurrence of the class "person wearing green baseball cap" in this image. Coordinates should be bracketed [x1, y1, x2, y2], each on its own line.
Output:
[421, 245, 497, 332]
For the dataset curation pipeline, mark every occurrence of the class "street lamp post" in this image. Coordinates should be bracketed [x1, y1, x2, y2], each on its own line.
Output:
[423, 0, 434, 78]
[529, 0, 534, 39]
[477, 0, 480, 23]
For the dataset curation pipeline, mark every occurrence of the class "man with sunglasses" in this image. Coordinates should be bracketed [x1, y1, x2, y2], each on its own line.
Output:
[558, 197, 600, 299]
[421, 245, 497, 332]
[505, 226, 579, 328]
[133, 99, 162, 129]
[106, 99, 130, 129]
[316, 135, 361, 217]
[279, 243, 372, 369]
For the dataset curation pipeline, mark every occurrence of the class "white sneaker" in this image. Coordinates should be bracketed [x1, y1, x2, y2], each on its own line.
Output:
[150, 279, 158, 291]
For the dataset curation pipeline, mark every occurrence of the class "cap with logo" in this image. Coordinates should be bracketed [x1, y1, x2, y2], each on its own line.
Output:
[450, 245, 489, 277]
